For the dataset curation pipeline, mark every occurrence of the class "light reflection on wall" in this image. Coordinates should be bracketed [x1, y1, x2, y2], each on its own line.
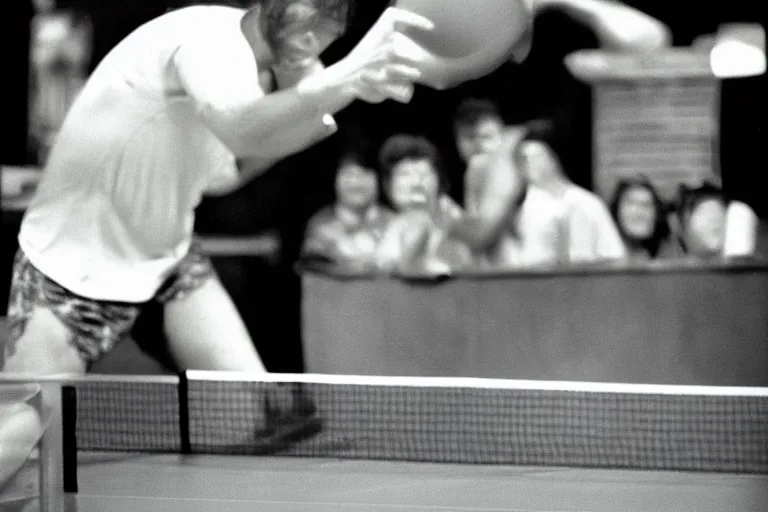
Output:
[28, 7, 92, 166]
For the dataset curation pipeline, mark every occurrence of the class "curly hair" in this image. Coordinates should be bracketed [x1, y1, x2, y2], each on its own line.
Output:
[377, 134, 450, 191]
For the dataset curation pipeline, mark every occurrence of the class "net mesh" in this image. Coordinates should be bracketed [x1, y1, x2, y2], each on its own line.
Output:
[72, 373, 768, 473]
[75, 379, 180, 452]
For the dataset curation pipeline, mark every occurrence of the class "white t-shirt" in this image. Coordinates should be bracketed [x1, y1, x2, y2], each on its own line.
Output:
[560, 185, 626, 263]
[489, 187, 567, 268]
[724, 201, 759, 257]
[19, 6, 256, 302]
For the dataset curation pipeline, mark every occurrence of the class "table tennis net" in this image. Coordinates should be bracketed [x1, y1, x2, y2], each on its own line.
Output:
[71, 372, 768, 473]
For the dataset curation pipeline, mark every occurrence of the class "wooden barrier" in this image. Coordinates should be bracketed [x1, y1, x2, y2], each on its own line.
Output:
[301, 260, 768, 386]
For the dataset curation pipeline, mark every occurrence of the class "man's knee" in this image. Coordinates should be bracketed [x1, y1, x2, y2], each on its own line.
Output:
[0, 402, 45, 488]
[2, 307, 86, 374]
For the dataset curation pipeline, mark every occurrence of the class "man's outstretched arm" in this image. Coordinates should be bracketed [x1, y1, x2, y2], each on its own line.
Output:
[178, 7, 434, 193]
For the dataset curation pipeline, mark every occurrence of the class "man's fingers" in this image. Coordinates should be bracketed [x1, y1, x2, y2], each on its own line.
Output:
[360, 67, 388, 85]
[389, 7, 435, 32]
[390, 32, 432, 68]
[384, 82, 414, 103]
[384, 6, 435, 32]
[361, 63, 420, 88]
[354, 82, 388, 103]
[386, 63, 422, 82]
[358, 79, 414, 103]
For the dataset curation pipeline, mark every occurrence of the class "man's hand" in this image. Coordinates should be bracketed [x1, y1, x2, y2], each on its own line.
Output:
[175, 7, 433, 163]
[399, 210, 434, 261]
[325, 7, 435, 104]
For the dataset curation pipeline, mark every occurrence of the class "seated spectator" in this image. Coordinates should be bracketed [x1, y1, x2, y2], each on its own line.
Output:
[301, 149, 394, 271]
[675, 183, 759, 260]
[375, 134, 472, 274]
[516, 121, 626, 264]
[609, 177, 678, 260]
[675, 183, 728, 260]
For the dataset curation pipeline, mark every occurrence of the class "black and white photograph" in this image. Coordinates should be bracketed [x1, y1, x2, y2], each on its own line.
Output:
[1, 0, 766, 510]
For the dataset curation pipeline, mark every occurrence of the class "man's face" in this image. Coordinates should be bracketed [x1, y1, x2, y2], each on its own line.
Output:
[455, 116, 505, 163]
[388, 158, 440, 212]
[266, 1, 346, 68]
[517, 140, 557, 187]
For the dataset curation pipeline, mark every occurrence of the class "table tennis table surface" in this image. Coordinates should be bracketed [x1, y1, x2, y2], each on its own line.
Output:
[8, 451, 768, 511]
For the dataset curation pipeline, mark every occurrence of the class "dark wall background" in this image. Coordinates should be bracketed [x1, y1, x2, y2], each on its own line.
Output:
[3, 0, 765, 372]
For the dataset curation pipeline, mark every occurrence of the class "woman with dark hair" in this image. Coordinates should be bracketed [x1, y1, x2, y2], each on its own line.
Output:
[609, 176, 676, 260]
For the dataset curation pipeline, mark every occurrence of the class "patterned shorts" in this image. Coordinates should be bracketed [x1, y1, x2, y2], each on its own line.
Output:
[3, 246, 216, 368]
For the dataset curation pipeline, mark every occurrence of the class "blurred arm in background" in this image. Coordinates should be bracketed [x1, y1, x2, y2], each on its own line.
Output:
[447, 143, 525, 251]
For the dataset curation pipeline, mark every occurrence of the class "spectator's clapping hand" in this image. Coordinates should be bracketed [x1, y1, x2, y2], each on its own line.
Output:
[399, 210, 433, 263]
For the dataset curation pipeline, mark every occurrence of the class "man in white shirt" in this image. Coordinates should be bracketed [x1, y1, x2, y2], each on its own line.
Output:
[2, 0, 435, 375]
[515, 121, 626, 263]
